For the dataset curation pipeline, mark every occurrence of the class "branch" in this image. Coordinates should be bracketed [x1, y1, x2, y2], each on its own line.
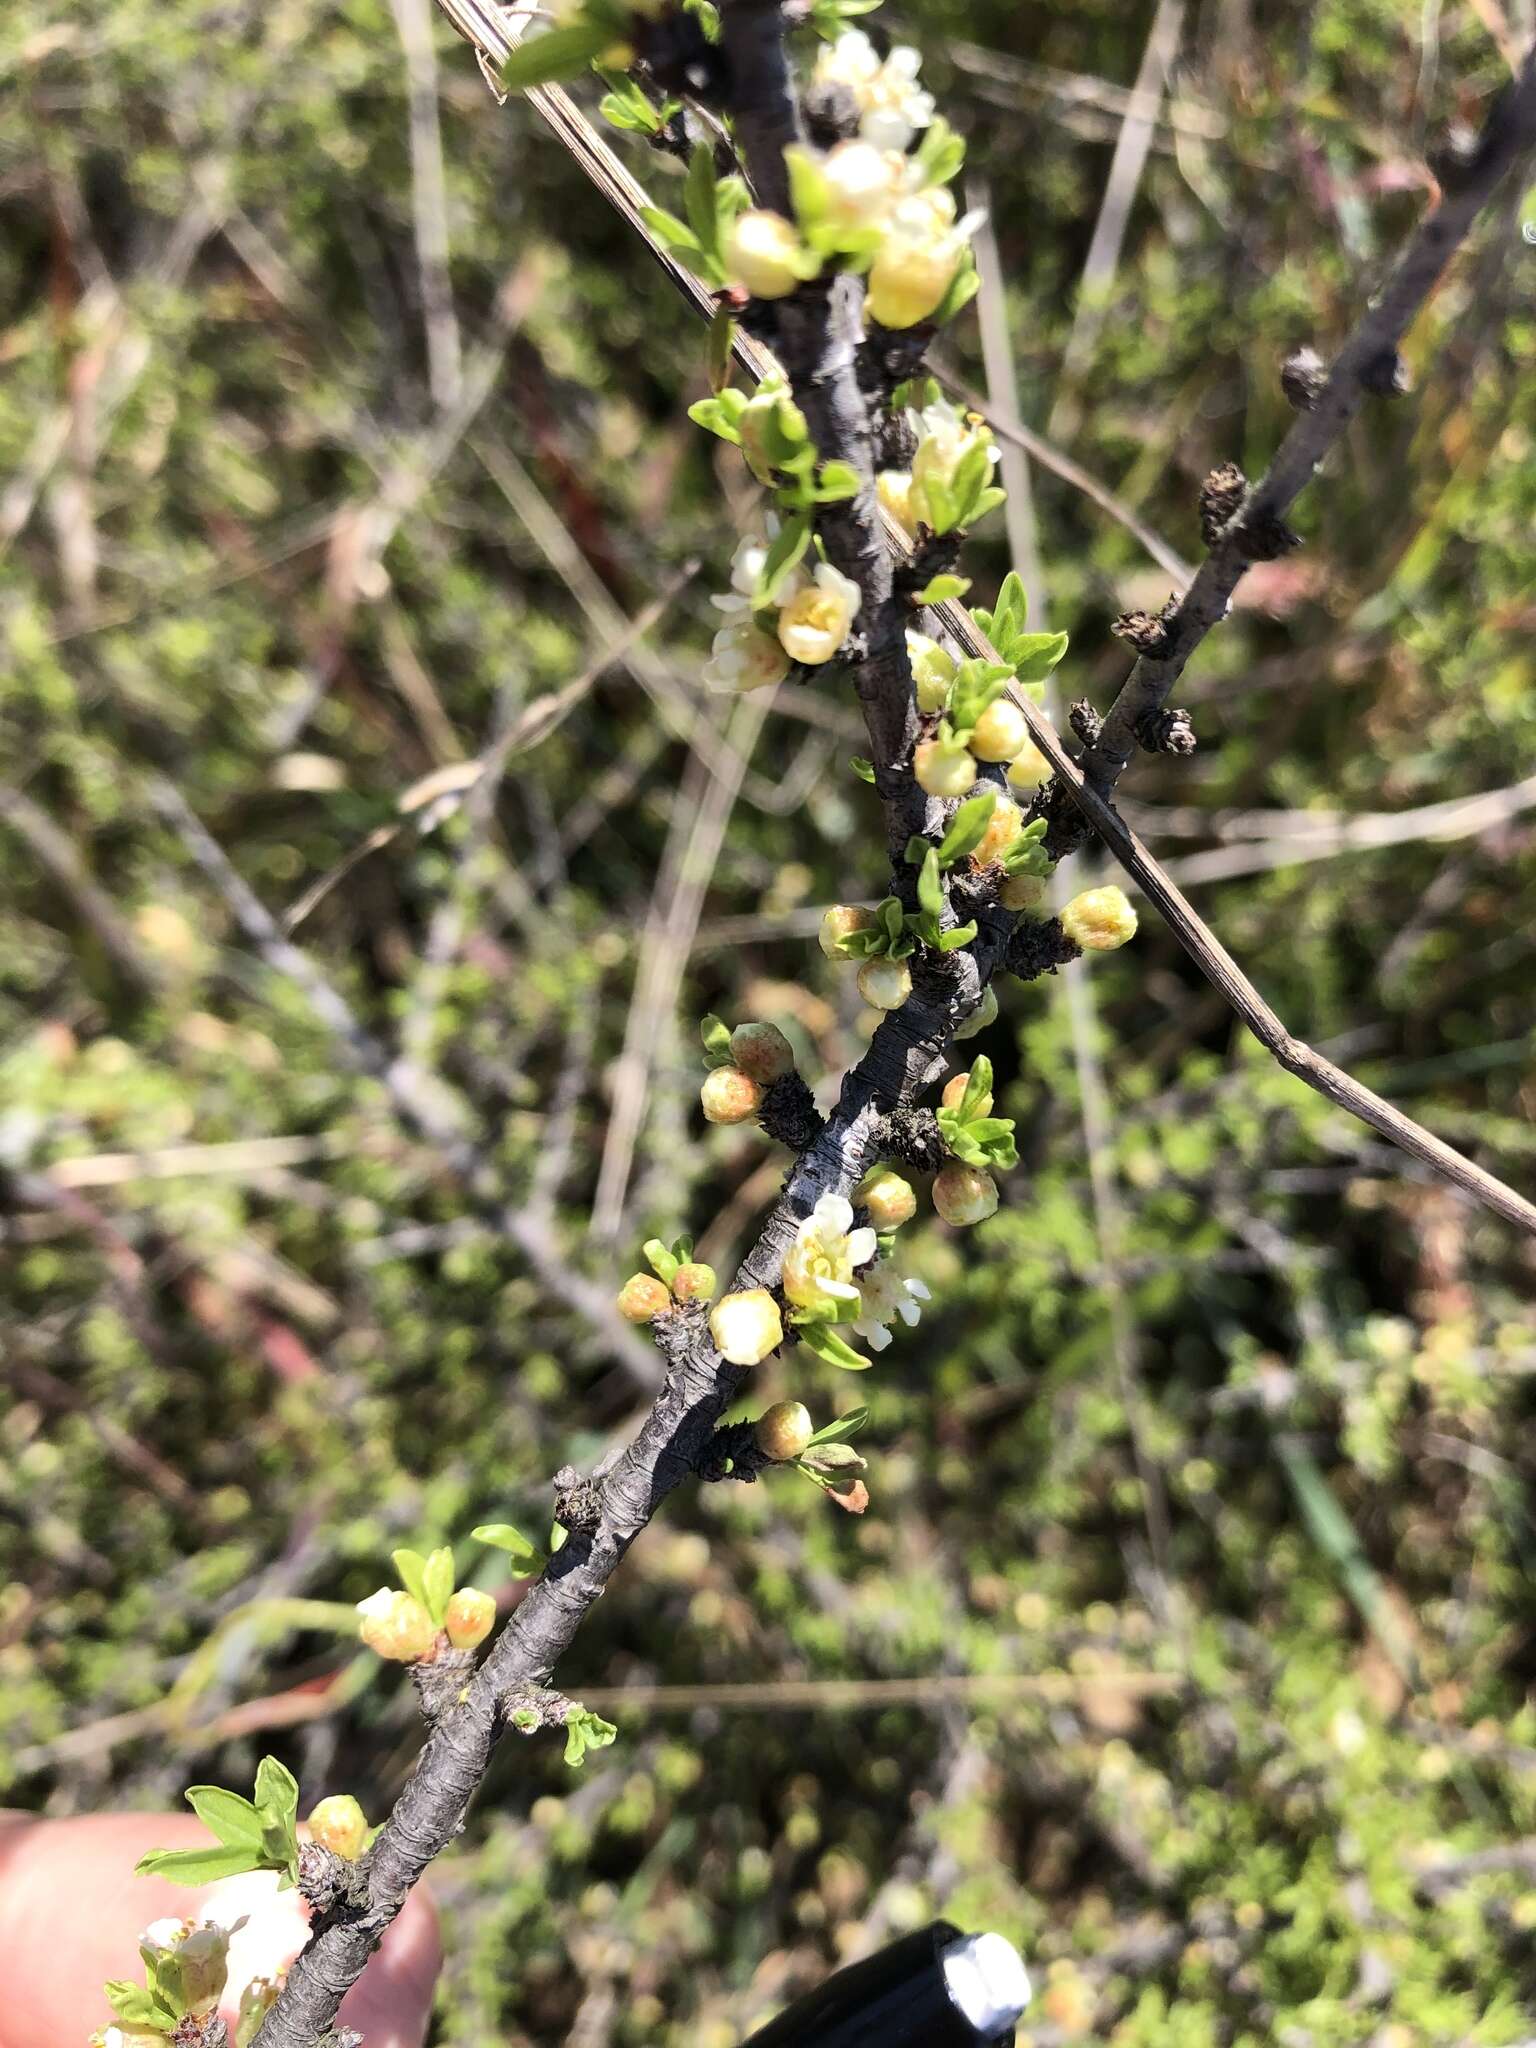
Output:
[1079, 45, 1536, 798]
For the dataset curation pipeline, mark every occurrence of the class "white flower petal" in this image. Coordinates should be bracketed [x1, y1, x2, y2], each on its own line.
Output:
[846, 1227, 878, 1267]
[815, 1193, 855, 1236]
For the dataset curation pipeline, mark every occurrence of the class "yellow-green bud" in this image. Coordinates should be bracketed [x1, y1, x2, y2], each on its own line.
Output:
[730, 1020, 795, 1084]
[701, 1064, 764, 1124]
[617, 1272, 672, 1323]
[444, 1587, 497, 1651]
[709, 1288, 784, 1366]
[819, 903, 877, 959]
[879, 469, 917, 538]
[857, 957, 912, 1011]
[933, 1164, 999, 1227]
[754, 1400, 814, 1462]
[1007, 740, 1053, 793]
[906, 629, 956, 713]
[953, 985, 999, 1039]
[356, 1588, 438, 1662]
[999, 872, 1048, 913]
[306, 1795, 369, 1862]
[942, 1068, 993, 1117]
[914, 738, 976, 799]
[726, 209, 817, 299]
[671, 1260, 718, 1303]
[866, 217, 965, 330]
[972, 795, 1023, 869]
[1060, 885, 1138, 952]
[859, 1167, 917, 1229]
[969, 700, 1030, 763]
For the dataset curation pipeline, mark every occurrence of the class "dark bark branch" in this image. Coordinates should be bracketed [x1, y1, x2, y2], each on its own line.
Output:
[1078, 46, 1536, 799]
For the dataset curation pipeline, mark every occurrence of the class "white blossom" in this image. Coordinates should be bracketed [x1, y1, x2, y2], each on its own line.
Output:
[777, 561, 862, 666]
[852, 1263, 931, 1351]
[782, 1193, 878, 1313]
[814, 31, 935, 152]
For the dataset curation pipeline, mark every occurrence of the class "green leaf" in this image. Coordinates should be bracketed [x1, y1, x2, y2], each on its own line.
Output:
[965, 1116, 1019, 1168]
[807, 1406, 869, 1445]
[814, 459, 861, 502]
[500, 23, 612, 92]
[391, 1547, 430, 1612]
[754, 510, 812, 605]
[797, 1321, 872, 1370]
[644, 1237, 679, 1285]
[134, 1843, 263, 1886]
[879, 896, 905, 946]
[185, 1784, 264, 1850]
[917, 846, 943, 920]
[639, 205, 706, 263]
[800, 1440, 867, 1473]
[422, 1545, 455, 1628]
[849, 756, 876, 783]
[563, 1706, 619, 1767]
[472, 1523, 544, 1574]
[254, 1755, 299, 1827]
[1008, 630, 1070, 683]
[700, 1012, 734, 1068]
[596, 69, 666, 134]
[932, 258, 981, 327]
[937, 788, 997, 868]
[686, 392, 745, 444]
[913, 572, 970, 605]
[914, 115, 966, 187]
[105, 1982, 176, 2031]
[671, 1234, 694, 1261]
[936, 920, 978, 952]
[960, 1056, 993, 1121]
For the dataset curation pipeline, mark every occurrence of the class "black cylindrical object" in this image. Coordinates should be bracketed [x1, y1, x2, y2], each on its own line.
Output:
[741, 1921, 1029, 2047]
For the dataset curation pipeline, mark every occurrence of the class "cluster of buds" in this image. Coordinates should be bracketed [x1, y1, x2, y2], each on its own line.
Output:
[357, 1543, 496, 1665]
[931, 1056, 1018, 1226]
[616, 1230, 718, 1320]
[881, 396, 1003, 543]
[703, 523, 863, 692]
[696, 1012, 798, 1124]
[818, 898, 913, 1013]
[93, 1916, 244, 2047]
[756, 1400, 871, 1514]
[906, 570, 1068, 800]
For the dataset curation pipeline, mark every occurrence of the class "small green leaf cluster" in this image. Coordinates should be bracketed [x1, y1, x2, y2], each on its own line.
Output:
[805, 0, 881, 38]
[641, 142, 751, 292]
[907, 842, 978, 954]
[101, 1920, 236, 2043]
[473, 1521, 554, 1579]
[390, 1542, 457, 1628]
[135, 1756, 301, 1889]
[937, 1055, 1018, 1170]
[499, 1, 645, 95]
[563, 1705, 619, 1767]
[970, 572, 1069, 694]
[831, 893, 917, 965]
[596, 68, 677, 137]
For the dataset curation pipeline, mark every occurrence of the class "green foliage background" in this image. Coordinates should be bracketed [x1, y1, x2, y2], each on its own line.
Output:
[2, 1, 1535, 2041]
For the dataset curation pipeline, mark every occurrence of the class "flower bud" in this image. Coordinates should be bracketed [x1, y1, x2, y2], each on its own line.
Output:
[913, 737, 976, 799]
[878, 469, 917, 538]
[933, 1164, 999, 1227]
[857, 958, 912, 1012]
[306, 1795, 369, 1862]
[617, 1272, 672, 1323]
[942, 1068, 993, 1117]
[906, 629, 956, 712]
[726, 209, 817, 299]
[671, 1260, 719, 1304]
[859, 1167, 917, 1229]
[137, 1920, 238, 2019]
[701, 1065, 764, 1125]
[821, 139, 905, 230]
[969, 699, 1029, 763]
[1007, 739, 1053, 793]
[710, 1288, 784, 1366]
[730, 1020, 795, 1084]
[356, 1588, 438, 1663]
[972, 795, 1023, 869]
[999, 872, 1048, 913]
[953, 984, 998, 1039]
[444, 1587, 497, 1651]
[1060, 885, 1138, 952]
[819, 903, 877, 959]
[777, 562, 861, 666]
[867, 218, 965, 330]
[755, 1400, 814, 1462]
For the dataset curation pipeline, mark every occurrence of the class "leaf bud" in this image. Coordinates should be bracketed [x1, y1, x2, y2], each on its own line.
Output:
[857, 958, 912, 1012]
[933, 1163, 999, 1227]
[754, 1400, 814, 1462]
[356, 1588, 438, 1663]
[701, 1064, 764, 1124]
[709, 1289, 785, 1366]
[306, 1795, 369, 1862]
[730, 1020, 796, 1083]
[444, 1587, 497, 1651]
[616, 1273, 672, 1322]
[1059, 885, 1138, 952]
[858, 1166, 917, 1229]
